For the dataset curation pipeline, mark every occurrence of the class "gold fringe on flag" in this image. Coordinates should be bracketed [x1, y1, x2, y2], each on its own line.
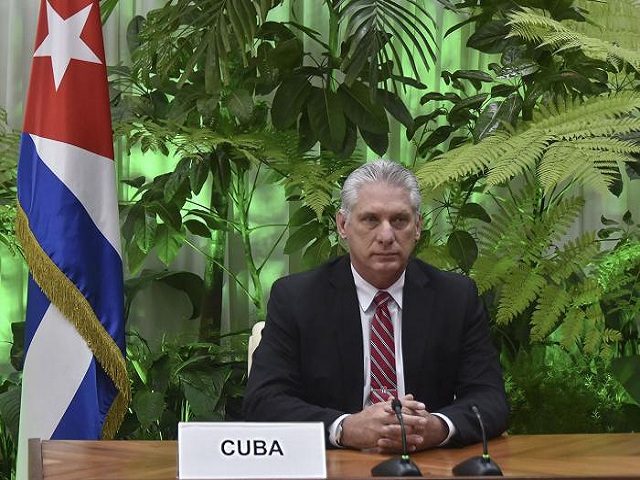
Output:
[15, 203, 131, 439]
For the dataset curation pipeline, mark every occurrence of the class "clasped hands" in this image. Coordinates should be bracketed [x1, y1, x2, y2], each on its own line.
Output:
[339, 394, 448, 453]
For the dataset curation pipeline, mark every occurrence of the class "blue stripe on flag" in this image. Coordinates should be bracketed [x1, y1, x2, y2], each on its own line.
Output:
[53, 358, 113, 439]
[17, 134, 125, 352]
[24, 277, 50, 352]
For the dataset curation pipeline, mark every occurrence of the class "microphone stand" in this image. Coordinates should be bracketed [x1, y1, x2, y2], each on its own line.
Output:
[371, 399, 422, 477]
[452, 405, 503, 476]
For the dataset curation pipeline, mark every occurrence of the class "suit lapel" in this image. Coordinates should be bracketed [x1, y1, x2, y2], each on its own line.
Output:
[401, 260, 433, 392]
[329, 257, 365, 411]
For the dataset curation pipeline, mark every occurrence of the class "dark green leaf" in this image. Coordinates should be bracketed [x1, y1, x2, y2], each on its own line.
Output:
[490, 84, 519, 98]
[132, 390, 166, 429]
[155, 223, 186, 266]
[600, 216, 618, 226]
[256, 21, 296, 41]
[447, 230, 478, 272]
[359, 128, 389, 156]
[335, 120, 358, 158]
[459, 203, 491, 223]
[338, 82, 389, 134]
[225, 88, 254, 123]
[134, 209, 157, 254]
[189, 159, 209, 195]
[306, 88, 346, 152]
[451, 70, 494, 90]
[122, 176, 146, 189]
[289, 206, 316, 227]
[419, 125, 456, 154]
[378, 90, 414, 131]
[466, 19, 511, 54]
[407, 109, 447, 139]
[611, 355, 640, 404]
[298, 110, 317, 152]
[492, 62, 540, 80]
[185, 219, 212, 238]
[269, 37, 304, 73]
[125, 15, 145, 55]
[271, 76, 313, 130]
[284, 224, 320, 254]
[420, 92, 460, 104]
[302, 237, 332, 270]
[127, 242, 147, 276]
[474, 93, 523, 142]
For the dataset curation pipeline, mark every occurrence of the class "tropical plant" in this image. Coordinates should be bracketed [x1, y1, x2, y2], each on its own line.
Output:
[408, 0, 640, 433]
[116, 329, 249, 440]
[0, 108, 20, 255]
[109, 0, 453, 339]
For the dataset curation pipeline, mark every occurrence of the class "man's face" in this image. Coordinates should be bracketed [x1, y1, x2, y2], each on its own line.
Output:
[336, 182, 421, 289]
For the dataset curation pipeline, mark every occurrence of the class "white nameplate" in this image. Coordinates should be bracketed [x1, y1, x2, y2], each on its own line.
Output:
[177, 422, 327, 479]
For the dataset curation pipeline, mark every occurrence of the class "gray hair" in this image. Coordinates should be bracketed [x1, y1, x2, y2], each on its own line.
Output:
[339, 159, 421, 221]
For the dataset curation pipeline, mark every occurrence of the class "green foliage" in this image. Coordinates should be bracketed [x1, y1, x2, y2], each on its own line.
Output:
[129, 0, 278, 92]
[116, 329, 249, 440]
[0, 374, 20, 480]
[417, 93, 640, 196]
[0, 108, 20, 255]
[412, 0, 640, 434]
[505, 347, 640, 434]
[506, 5, 640, 72]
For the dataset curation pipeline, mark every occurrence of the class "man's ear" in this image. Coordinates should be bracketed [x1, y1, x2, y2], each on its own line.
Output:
[336, 211, 347, 239]
[415, 214, 422, 240]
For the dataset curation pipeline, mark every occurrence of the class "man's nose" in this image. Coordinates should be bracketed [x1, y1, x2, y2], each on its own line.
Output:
[376, 221, 395, 243]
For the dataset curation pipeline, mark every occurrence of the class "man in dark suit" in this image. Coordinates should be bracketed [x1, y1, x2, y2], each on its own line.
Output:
[243, 160, 508, 452]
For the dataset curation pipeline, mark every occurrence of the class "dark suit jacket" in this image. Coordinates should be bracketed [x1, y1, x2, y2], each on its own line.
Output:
[242, 256, 509, 446]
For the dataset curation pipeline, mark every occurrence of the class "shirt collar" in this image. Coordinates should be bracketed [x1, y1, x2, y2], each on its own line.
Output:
[350, 264, 405, 311]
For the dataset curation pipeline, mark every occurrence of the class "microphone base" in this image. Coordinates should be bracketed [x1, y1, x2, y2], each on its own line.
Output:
[371, 457, 422, 477]
[452, 456, 503, 476]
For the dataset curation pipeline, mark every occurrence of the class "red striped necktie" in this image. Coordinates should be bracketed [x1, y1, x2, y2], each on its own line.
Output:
[369, 291, 397, 404]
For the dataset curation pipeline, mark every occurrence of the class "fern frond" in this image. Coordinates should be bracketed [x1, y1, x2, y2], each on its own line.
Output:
[526, 195, 584, 259]
[416, 133, 509, 187]
[476, 185, 539, 250]
[572, 0, 640, 61]
[547, 232, 599, 283]
[507, 7, 640, 72]
[596, 240, 640, 292]
[600, 328, 623, 358]
[530, 284, 571, 341]
[538, 137, 638, 194]
[583, 305, 606, 355]
[570, 277, 602, 308]
[417, 93, 640, 196]
[281, 158, 359, 218]
[559, 308, 585, 350]
[485, 130, 550, 186]
[495, 266, 547, 324]
[533, 93, 640, 131]
[470, 254, 518, 294]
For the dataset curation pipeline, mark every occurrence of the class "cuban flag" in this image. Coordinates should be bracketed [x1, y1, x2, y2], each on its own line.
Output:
[15, 1, 130, 478]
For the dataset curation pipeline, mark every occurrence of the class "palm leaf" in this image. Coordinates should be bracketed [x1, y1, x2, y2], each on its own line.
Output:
[335, 0, 440, 87]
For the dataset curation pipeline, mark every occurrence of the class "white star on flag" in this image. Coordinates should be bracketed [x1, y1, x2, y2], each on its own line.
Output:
[33, 1, 102, 90]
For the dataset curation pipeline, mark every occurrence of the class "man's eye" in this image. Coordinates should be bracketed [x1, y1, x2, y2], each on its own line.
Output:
[363, 216, 379, 225]
[391, 218, 410, 228]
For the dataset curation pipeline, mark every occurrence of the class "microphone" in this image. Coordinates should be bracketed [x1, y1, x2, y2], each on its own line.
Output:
[371, 398, 422, 477]
[452, 404, 503, 476]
